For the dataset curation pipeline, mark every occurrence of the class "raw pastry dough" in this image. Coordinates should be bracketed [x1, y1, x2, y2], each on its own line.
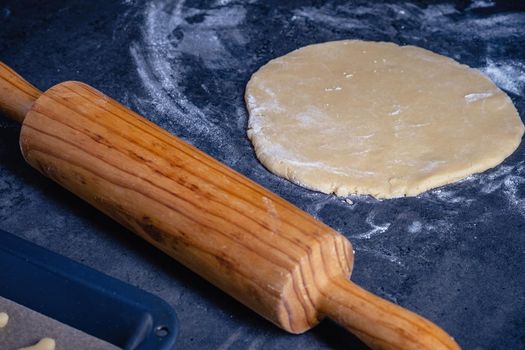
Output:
[18, 338, 56, 350]
[245, 40, 524, 198]
[0, 312, 8, 328]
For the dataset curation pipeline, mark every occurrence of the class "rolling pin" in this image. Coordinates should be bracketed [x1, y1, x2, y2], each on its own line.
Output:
[0, 62, 460, 350]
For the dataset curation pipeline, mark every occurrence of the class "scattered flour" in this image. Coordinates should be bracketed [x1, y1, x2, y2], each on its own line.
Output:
[356, 245, 403, 265]
[429, 189, 471, 204]
[481, 60, 525, 95]
[129, 0, 249, 162]
[467, 0, 495, 10]
[408, 221, 422, 234]
[476, 161, 525, 217]
[351, 211, 391, 240]
[293, 9, 368, 31]
[129, 0, 525, 270]
[464, 92, 494, 103]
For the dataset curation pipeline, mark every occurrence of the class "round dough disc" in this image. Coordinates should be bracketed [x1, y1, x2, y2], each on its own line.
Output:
[245, 40, 524, 198]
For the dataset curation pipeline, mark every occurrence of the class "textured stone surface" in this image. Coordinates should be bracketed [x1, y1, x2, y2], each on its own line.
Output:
[1, 1, 524, 349]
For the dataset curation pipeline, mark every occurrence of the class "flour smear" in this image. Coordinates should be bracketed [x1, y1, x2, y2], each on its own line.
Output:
[129, 0, 525, 268]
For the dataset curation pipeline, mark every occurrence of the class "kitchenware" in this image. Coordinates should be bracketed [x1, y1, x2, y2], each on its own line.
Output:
[0, 62, 459, 350]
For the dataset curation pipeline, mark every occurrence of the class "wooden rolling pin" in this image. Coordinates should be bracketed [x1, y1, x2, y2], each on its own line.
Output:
[0, 62, 460, 350]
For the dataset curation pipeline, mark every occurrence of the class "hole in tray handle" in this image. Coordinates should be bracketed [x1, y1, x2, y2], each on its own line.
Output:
[155, 325, 169, 337]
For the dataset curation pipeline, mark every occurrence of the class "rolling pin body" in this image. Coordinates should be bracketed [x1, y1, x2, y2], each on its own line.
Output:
[0, 62, 460, 350]
[20, 80, 351, 332]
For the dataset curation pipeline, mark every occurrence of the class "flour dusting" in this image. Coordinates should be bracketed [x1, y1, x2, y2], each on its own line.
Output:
[128, 0, 525, 275]
[130, 0, 250, 162]
[407, 221, 422, 233]
[351, 211, 391, 240]
[481, 60, 525, 95]
[465, 92, 493, 103]
[467, 0, 495, 10]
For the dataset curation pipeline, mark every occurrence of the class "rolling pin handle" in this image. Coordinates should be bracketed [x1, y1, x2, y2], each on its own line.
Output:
[0, 62, 42, 124]
[319, 278, 461, 350]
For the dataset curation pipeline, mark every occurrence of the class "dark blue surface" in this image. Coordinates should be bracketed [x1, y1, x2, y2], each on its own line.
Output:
[1, 1, 525, 349]
[0, 229, 178, 350]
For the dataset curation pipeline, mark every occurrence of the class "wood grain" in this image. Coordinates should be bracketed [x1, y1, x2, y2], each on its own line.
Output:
[320, 277, 459, 350]
[0, 62, 41, 123]
[0, 61, 460, 349]
[20, 81, 352, 333]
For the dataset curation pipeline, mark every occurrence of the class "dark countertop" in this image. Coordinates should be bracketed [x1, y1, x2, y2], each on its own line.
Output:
[1, 1, 524, 349]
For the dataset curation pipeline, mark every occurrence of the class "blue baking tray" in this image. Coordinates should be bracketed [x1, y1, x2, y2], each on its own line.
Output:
[0, 229, 178, 350]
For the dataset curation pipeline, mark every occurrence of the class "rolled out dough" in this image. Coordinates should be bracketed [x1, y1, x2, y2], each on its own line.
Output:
[0, 312, 8, 328]
[18, 338, 56, 350]
[245, 40, 524, 198]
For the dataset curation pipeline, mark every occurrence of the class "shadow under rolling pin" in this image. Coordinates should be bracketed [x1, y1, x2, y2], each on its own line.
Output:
[0, 62, 460, 350]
